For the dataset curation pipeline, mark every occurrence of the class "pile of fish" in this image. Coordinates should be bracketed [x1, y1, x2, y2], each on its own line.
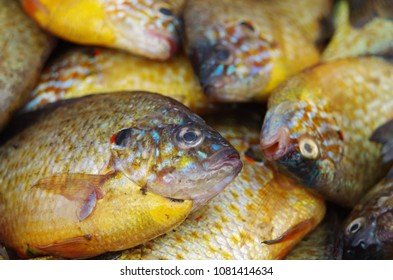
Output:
[0, 0, 392, 259]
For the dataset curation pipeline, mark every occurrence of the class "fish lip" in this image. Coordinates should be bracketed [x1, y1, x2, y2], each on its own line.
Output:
[145, 30, 178, 59]
[205, 147, 242, 171]
[260, 127, 290, 160]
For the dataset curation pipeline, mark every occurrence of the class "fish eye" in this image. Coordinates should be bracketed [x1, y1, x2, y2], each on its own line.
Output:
[158, 7, 173, 16]
[214, 45, 231, 63]
[346, 217, 366, 235]
[299, 138, 319, 159]
[175, 126, 204, 149]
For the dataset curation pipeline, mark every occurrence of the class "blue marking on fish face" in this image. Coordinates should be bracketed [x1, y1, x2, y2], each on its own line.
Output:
[151, 130, 160, 144]
[211, 64, 225, 77]
[211, 143, 222, 151]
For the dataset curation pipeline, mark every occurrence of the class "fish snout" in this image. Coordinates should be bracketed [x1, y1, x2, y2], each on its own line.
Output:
[260, 127, 290, 161]
[205, 147, 242, 172]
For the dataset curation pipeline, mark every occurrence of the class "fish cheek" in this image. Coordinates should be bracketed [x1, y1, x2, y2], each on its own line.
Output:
[278, 152, 321, 187]
[110, 127, 156, 187]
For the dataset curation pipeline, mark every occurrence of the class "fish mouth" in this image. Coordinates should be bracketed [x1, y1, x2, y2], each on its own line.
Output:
[145, 30, 178, 60]
[205, 147, 242, 171]
[261, 127, 290, 160]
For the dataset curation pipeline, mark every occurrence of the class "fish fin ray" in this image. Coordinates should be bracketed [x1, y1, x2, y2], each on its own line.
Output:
[31, 173, 108, 222]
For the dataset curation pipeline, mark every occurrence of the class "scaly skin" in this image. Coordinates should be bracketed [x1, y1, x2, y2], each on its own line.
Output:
[343, 178, 393, 259]
[322, 0, 393, 61]
[21, 0, 185, 60]
[116, 113, 326, 260]
[23, 47, 210, 114]
[0, 92, 242, 259]
[183, 0, 331, 102]
[0, 0, 55, 132]
[260, 57, 393, 207]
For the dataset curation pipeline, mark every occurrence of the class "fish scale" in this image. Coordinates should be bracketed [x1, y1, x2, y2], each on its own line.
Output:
[261, 56, 393, 207]
[117, 114, 325, 260]
[23, 47, 210, 114]
[0, 92, 242, 259]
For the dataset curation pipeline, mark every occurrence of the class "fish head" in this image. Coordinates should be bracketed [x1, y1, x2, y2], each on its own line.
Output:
[111, 116, 242, 210]
[260, 99, 344, 189]
[343, 214, 383, 259]
[187, 19, 276, 101]
[105, 0, 184, 60]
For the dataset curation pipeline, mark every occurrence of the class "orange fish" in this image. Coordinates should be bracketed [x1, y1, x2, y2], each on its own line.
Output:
[22, 0, 185, 60]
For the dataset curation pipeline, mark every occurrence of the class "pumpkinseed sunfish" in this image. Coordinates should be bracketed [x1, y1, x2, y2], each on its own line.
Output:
[183, 0, 332, 102]
[260, 56, 393, 207]
[21, 0, 185, 60]
[0, 91, 242, 259]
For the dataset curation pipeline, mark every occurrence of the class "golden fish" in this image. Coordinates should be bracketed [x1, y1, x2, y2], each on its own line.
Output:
[0, 92, 242, 259]
[23, 47, 211, 114]
[285, 206, 345, 260]
[322, 0, 393, 61]
[21, 0, 185, 60]
[260, 56, 393, 207]
[0, 0, 54, 132]
[114, 110, 325, 260]
[183, 0, 332, 102]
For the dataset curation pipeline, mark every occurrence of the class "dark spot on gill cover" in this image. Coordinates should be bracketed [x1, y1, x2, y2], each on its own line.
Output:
[114, 128, 132, 147]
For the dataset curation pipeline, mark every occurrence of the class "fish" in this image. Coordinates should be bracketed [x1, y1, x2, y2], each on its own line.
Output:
[21, 0, 185, 60]
[183, 0, 332, 102]
[23, 47, 211, 114]
[0, 0, 55, 132]
[260, 56, 393, 207]
[109, 110, 326, 260]
[0, 91, 242, 259]
[342, 178, 393, 259]
[285, 204, 346, 260]
[370, 118, 393, 178]
[322, 0, 393, 61]
[342, 119, 393, 259]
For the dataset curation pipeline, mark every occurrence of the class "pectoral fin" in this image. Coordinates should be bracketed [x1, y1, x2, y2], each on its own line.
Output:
[30, 173, 108, 222]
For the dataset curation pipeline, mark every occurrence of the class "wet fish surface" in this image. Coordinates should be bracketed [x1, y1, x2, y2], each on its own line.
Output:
[23, 47, 210, 114]
[322, 0, 393, 61]
[183, 0, 332, 102]
[0, 0, 55, 132]
[21, 0, 185, 60]
[0, 91, 242, 259]
[114, 110, 325, 260]
[260, 56, 393, 207]
[342, 120, 393, 259]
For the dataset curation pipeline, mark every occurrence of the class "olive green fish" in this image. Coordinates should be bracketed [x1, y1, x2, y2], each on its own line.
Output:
[322, 0, 393, 61]
[0, 92, 242, 259]
[183, 0, 332, 102]
[0, 0, 55, 132]
[260, 56, 393, 207]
